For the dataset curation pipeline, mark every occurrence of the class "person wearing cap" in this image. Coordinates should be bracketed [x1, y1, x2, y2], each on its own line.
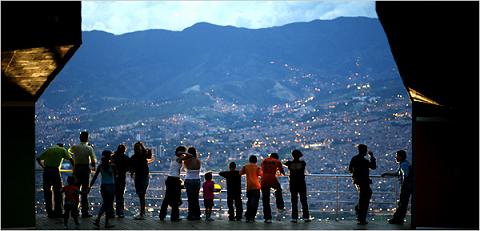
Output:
[348, 144, 377, 225]
[36, 143, 74, 218]
[284, 150, 310, 223]
[381, 150, 412, 225]
[69, 131, 97, 218]
[159, 146, 192, 221]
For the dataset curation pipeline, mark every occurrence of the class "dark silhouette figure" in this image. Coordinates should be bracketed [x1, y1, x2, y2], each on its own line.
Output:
[36, 143, 74, 218]
[69, 131, 97, 217]
[349, 144, 376, 225]
[382, 150, 412, 225]
[61, 175, 80, 229]
[159, 146, 192, 221]
[130, 141, 154, 220]
[284, 150, 310, 223]
[111, 144, 130, 218]
[184, 147, 202, 220]
[261, 152, 286, 223]
[219, 162, 243, 221]
[240, 155, 262, 223]
[90, 150, 117, 228]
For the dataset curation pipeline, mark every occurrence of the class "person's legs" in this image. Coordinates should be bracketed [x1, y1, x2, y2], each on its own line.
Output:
[227, 195, 235, 220]
[74, 165, 91, 216]
[159, 178, 171, 220]
[234, 194, 243, 220]
[245, 190, 253, 220]
[290, 188, 299, 220]
[273, 182, 285, 210]
[358, 184, 372, 223]
[42, 171, 54, 216]
[392, 181, 411, 222]
[64, 206, 71, 226]
[298, 185, 310, 219]
[192, 180, 201, 219]
[185, 179, 201, 219]
[251, 189, 260, 221]
[261, 186, 272, 220]
[104, 184, 115, 226]
[115, 176, 126, 216]
[52, 170, 63, 216]
[134, 174, 149, 217]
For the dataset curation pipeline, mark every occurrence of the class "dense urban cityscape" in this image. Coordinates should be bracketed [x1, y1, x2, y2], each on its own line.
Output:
[35, 60, 412, 220]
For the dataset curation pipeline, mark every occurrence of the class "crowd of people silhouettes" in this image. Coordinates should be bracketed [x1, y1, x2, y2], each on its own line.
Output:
[36, 131, 411, 228]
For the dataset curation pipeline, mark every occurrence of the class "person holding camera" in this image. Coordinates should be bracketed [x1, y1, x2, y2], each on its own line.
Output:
[348, 144, 376, 225]
[130, 141, 154, 220]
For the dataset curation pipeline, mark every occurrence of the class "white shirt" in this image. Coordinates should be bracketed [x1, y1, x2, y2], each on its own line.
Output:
[185, 169, 200, 180]
[69, 142, 96, 165]
[168, 159, 182, 178]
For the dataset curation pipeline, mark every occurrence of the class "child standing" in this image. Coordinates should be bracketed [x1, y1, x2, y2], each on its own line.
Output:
[202, 172, 215, 221]
[240, 155, 262, 223]
[219, 162, 243, 221]
[90, 150, 117, 228]
[284, 150, 310, 223]
[62, 175, 80, 229]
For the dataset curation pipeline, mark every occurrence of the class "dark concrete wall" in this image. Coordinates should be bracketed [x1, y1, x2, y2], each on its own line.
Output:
[1, 105, 36, 228]
[377, 2, 479, 229]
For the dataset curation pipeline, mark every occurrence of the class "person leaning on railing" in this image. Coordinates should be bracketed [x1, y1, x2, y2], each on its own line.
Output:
[381, 150, 412, 225]
[36, 143, 74, 218]
[284, 150, 311, 223]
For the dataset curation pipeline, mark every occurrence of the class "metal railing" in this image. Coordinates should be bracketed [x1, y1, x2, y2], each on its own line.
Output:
[35, 170, 405, 220]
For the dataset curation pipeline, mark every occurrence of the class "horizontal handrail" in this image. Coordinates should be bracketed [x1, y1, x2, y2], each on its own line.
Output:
[35, 169, 393, 178]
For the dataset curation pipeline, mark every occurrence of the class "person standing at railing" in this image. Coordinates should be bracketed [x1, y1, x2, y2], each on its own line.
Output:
[111, 144, 130, 218]
[130, 141, 154, 220]
[89, 150, 117, 228]
[184, 147, 202, 220]
[36, 143, 74, 218]
[261, 152, 286, 224]
[284, 150, 311, 223]
[381, 150, 412, 225]
[159, 146, 192, 222]
[61, 175, 80, 229]
[348, 144, 376, 225]
[219, 162, 243, 221]
[240, 155, 262, 223]
[202, 172, 217, 221]
[69, 131, 97, 218]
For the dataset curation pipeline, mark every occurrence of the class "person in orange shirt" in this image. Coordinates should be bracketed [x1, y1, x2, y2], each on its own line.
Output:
[240, 155, 262, 223]
[261, 153, 286, 223]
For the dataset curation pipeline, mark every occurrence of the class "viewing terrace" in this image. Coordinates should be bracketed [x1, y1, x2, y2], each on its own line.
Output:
[35, 171, 411, 229]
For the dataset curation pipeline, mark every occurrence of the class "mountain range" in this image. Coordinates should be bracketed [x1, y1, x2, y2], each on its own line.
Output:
[39, 17, 404, 125]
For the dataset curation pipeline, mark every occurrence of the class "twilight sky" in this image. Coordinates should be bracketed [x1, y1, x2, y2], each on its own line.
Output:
[82, 1, 377, 35]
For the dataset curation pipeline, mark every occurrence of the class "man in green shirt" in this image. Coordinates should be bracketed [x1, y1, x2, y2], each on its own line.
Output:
[36, 143, 74, 218]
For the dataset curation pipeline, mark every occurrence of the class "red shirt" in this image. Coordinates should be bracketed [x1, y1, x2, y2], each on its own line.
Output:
[62, 184, 80, 205]
[261, 157, 284, 187]
[203, 180, 215, 200]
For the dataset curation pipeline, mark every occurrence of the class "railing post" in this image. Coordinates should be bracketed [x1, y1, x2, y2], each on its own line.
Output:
[336, 175, 339, 221]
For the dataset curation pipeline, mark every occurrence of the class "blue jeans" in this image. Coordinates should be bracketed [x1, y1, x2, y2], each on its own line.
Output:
[184, 179, 201, 219]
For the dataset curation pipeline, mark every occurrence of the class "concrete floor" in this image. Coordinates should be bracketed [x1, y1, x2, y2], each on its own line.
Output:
[36, 215, 412, 230]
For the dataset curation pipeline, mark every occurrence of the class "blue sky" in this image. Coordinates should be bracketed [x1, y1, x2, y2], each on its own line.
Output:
[82, 1, 377, 35]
